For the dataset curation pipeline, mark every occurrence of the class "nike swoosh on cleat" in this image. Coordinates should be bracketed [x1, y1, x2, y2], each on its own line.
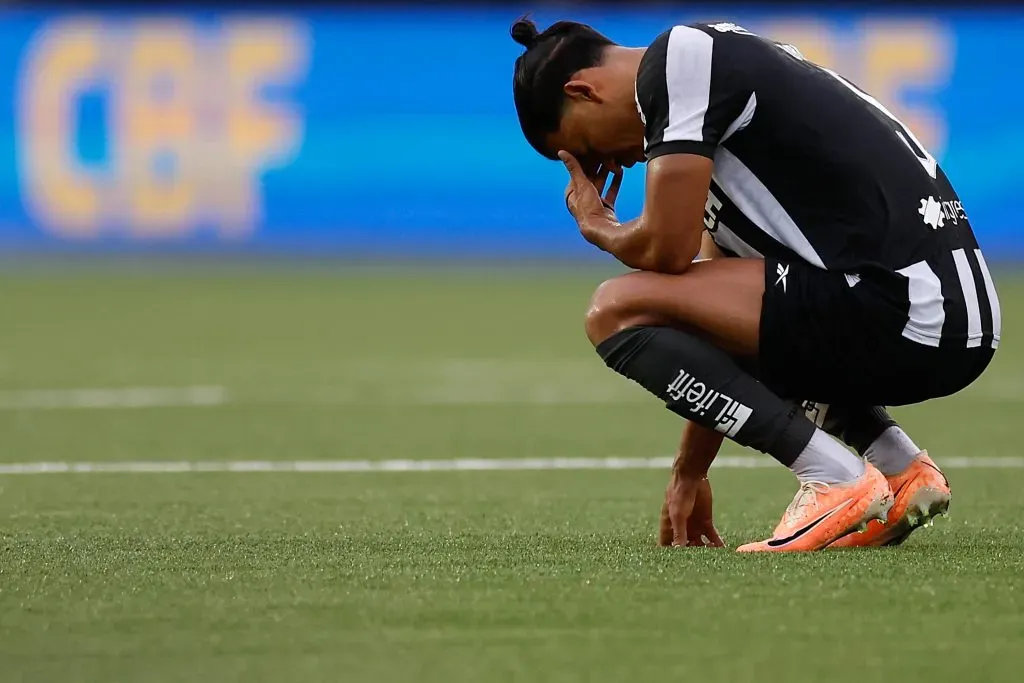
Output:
[766, 499, 852, 548]
[891, 478, 913, 499]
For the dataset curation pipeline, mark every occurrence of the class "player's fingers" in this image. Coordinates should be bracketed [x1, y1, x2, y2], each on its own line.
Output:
[590, 164, 610, 196]
[686, 534, 709, 547]
[670, 507, 689, 547]
[691, 522, 724, 548]
[564, 181, 578, 216]
[603, 168, 623, 208]
[686, 520, 708, 547]
[659, 501, 673, 547]
[558, 151, 586, 184]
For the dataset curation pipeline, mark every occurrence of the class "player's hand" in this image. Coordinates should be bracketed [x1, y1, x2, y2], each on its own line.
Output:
[558, 151, 622, 235]
[659, 473, 725, 548]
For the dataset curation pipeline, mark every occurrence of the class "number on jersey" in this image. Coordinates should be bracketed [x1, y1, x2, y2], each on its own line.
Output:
[773, 40, 938, 178]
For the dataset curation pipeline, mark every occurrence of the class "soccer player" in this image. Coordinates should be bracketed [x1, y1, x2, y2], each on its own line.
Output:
[510, 18, 1000, 551]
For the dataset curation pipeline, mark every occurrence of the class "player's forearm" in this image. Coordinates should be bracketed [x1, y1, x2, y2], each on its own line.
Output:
[673, 422, 725, 478]
[583, 216, 701, 274]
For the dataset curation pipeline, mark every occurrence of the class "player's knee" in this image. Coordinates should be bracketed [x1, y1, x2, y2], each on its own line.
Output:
[585, 276, 658, 347]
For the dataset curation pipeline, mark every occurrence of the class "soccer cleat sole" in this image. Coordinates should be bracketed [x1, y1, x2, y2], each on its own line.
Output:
[882, 487, 951, 547]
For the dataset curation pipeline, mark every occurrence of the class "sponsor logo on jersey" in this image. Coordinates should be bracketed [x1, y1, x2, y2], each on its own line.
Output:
[942, 199, 968, 225]
[920, 196, 968, 230]
[775, 263, 789, 292]
[919, 196, 944, 229]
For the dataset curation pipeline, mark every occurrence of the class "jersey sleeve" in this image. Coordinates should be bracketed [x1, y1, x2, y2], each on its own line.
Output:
[635, 24, 756, 160]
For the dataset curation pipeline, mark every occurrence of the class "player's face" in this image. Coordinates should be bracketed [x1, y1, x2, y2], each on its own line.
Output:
[544, 75, 646, 175]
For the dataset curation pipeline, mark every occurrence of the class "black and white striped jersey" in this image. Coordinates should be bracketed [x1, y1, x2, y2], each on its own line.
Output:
[635, 22, 1000, 350]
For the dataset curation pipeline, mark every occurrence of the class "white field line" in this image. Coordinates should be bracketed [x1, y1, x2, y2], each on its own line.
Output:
[0, 456, 1022, 475]
[0, 386, 227, 410]
[1, 353, 1021, 410]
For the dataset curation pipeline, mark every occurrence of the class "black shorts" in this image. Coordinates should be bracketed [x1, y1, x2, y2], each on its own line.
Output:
[758, 259, 994, 406]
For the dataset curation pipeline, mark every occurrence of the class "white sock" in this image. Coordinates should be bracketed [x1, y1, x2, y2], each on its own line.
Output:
[790, 428, 866, 485]
[863, 426, 919, 476]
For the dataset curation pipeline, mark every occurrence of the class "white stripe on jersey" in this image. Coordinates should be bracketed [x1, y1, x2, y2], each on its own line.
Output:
[712, 148, 826, 268]
[975, 249, 1001, 348]
[662, 26, 714, 144]
[712, 222, 763, 258]
[952, 249, 984, 348]
[721, 93, 757, 143]
[897, 261, 945, 348]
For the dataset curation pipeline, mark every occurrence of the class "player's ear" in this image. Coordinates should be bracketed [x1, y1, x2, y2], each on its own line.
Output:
[564, 80, 602, 103]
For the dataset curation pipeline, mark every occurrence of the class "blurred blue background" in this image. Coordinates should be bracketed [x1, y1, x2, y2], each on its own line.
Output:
[0, 3, 1021, 259]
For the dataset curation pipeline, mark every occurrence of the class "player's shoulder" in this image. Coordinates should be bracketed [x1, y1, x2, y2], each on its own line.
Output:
[643, 21, 760, 51]
[637, 24, 706, 96]
[638, 22, 762, 85]
[642, 23, 707, 60]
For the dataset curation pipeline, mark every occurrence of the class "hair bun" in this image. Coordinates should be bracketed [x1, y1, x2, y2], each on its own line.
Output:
[510, 17, 540, 49]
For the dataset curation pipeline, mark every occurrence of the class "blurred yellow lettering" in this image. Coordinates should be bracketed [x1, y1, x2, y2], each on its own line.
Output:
[760, 19, 838, 68]
[119, 21, 198, 236]
[17, 18, 308, 241]
[18, 21, 105, 238]
[218, 21, 307, 237]
[759, 19, 951, 156]
[860, 21, 951, 155]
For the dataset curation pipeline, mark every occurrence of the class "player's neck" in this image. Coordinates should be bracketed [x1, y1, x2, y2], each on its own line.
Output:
[602, 46, 646, 79]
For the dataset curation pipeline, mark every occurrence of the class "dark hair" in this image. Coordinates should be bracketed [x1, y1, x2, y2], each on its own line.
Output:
[511, 17, 615, 159]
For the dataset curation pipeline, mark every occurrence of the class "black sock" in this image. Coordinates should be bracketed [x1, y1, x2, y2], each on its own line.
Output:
[596, 326, 815, 467]
[806, 404, 896, 455]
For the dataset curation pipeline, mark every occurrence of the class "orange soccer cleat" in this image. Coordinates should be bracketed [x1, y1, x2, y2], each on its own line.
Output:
[827, 452, 950, 549]
[737, 463, 893, 553]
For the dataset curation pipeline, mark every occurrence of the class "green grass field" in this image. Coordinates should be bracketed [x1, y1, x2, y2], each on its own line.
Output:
[2, 263, 1023, 683]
